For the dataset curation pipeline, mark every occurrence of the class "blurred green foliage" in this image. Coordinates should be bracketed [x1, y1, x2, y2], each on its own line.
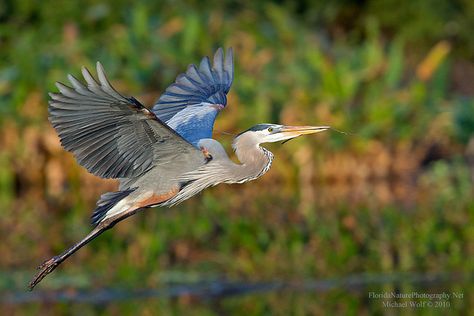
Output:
[0, 0, 473, 315]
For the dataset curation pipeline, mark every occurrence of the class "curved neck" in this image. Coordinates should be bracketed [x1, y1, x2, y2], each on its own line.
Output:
[232, 135, 274, 182]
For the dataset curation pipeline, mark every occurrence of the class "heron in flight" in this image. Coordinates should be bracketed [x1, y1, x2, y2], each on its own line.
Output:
[29, 48, 329, 290]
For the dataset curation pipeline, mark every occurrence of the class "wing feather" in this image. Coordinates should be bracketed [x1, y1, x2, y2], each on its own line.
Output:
[152, 48, 234, 145]
[49, 62, 202, 179]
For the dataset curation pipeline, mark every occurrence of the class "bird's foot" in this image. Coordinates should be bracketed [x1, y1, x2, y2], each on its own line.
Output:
[28, 255, 61, 291]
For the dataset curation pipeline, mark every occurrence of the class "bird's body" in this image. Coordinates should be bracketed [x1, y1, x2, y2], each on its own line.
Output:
[29, 48, 329, 290]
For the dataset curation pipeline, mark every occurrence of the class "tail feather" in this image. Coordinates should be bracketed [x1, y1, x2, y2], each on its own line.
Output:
[91, 188, 136, 225]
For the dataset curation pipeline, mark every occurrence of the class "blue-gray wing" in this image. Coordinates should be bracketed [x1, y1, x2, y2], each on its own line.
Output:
[49, 62, 202, 179]
[152, 48, 233, 145]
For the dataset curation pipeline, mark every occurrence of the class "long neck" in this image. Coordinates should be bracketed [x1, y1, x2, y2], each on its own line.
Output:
[232, 135, 274, 182]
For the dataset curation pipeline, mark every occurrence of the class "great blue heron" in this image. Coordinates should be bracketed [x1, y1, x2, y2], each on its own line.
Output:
[28, 48, 329, 290]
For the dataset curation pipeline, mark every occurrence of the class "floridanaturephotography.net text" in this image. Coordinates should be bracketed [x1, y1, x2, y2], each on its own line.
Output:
[368, 291, 464, 309]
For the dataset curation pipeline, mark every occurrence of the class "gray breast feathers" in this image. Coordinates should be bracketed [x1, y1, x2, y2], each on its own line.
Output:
[163, 142, 274, 207]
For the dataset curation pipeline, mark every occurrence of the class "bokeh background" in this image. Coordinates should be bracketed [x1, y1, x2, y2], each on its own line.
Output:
[1, 1, 473, 315]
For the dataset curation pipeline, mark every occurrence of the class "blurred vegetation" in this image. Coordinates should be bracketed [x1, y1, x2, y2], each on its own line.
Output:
[1, 0, 473, 315]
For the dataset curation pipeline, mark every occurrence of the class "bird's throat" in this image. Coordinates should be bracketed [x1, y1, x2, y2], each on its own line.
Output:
[234, 144, 274, 183]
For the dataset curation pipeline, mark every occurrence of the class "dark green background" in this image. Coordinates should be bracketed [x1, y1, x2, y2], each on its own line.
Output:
[1, 1, 473, 315]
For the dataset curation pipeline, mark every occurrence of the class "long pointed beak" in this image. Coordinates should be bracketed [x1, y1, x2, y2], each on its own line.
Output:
[279, 125, 330, 137]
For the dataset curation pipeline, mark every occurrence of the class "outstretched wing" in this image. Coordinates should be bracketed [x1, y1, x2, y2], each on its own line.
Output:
[152, 47, 234, 145]
[49, 62, 202, 179]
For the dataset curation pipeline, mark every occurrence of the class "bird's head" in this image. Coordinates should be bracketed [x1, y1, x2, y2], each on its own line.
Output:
[234, 123, 330, 147]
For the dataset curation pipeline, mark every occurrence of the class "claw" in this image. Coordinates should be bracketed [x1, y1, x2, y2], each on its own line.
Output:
[28, 256, 61, 291]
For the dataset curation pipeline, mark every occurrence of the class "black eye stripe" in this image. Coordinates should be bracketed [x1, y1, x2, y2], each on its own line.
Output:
[237, 124, 275, 136]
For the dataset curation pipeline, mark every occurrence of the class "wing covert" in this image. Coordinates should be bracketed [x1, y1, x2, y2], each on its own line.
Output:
[152, 48, 234, 145]
[49, 62, 202, 179]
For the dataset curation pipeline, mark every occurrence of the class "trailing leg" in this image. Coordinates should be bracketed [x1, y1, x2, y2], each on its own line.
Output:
[28, 207, 140, 291]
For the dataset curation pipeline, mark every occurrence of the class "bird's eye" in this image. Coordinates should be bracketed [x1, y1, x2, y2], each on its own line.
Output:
[267, 127, 273, 132]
